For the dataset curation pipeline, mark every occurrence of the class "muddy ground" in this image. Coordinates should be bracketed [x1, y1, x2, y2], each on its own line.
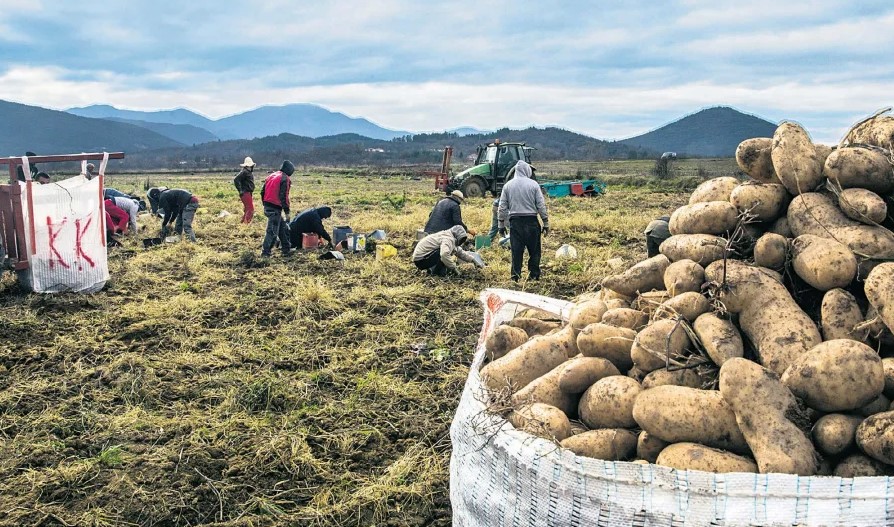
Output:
[0, 173, 692, 526]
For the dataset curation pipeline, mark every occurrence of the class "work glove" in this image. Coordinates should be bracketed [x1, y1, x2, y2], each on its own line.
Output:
[452, 267, 462, 277]
[474, 259, 487, 269]
[542, 224, 550, 236]
[498, 227, 507, 237]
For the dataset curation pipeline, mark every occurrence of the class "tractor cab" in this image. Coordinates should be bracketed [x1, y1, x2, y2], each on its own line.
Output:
[446, 141, 533, 198]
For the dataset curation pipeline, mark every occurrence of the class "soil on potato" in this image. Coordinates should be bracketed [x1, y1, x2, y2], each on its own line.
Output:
[0, 171, 691, 526]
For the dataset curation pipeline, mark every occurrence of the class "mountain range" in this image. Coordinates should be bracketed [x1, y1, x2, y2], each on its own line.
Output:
[0, 99, 779, 166]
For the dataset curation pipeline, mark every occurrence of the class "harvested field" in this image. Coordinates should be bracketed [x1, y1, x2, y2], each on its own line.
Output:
[0, 172, 691, 526]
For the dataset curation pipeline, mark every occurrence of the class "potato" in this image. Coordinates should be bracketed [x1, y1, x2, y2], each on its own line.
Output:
[657, 443, 758, 473]
[791, 234, 857, 291]
[736, 137, 777, 183]
[633, 385, 748, 453]
[597, 288, 635, 303]
[626, 366, 647, 383]
[653, 292, 710, 322]
[604, 298, 629, 310]
[856, 411, 894, 464]
[630, 319, 691, 373]
[730, 183, 789, 222]
[859, 394, 891, 417]
[669, 201, 739, 236]
[481, 326, 575, 392]
[637, 431, 669, 463]
[575, 323, 635, 372]
[771, 121, 823, 196]
[600, 308, 648, 331]
[507, 317, 560, 337]
[631, 290, 671, 317]
[866, 262, 894, 334]
[811, 413, 863, 456]
[824, 145, 894, 194]
[568, 300, 608, 337]
[659, 234, 729, 266]
[486, 325, 528, 361]
[815, 143, 834, 168]
[705, 260, 821, 375]
[517, 307, 559, 321]
[578, 375, 641, 429]
[601, 254, 670, 297]
[838, 188, 888, 225]
[833, 453, 894, 477]
[641, 367, 702, 389]
[693, 313, 744, 366]
[719, 358, 817, 475]
[557, 356, 620, 394]
[883, 358, 894, 399]
[689, 176, 740, 204]
[560, 429, 637, 461]
[866, 305, 894, 346]
[509, 403, 572, 442]
[788, 193, 894, 260]
[663, 259, 705, 295]
[844, 114, 894, 151]
[767, 216, 792, 237]
[753, 233, 789, 271]
[820, 288, 868, 342]
[512, 362, 577, 416]
[781, 339, 883, 412]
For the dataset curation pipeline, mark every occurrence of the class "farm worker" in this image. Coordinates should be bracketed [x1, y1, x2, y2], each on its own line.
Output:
[412, 225, 483, 276]
[233, 156, 256, 224]
[154, 188, 199, 242]
[644, 215, 671, 257]
[424, 190, 468, 234]
[106, 187, 133, 201]
[104, 199, 130, 234]
[288, 206, 333, 249]
[260, 160, 294, 257]
[85, 163, 96, 180]
[146, 187, 169, 217]
[16, 151, 39, 182]
[113, 196, 140, 234]
[35, 172, 51, 185]
[497, 160, 548, 281]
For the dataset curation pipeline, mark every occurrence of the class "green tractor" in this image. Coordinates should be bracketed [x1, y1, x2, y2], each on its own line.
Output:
[445, 141, 533, 198]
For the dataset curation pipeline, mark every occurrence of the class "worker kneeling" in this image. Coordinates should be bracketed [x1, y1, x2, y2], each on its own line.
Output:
[412, 225, 484, 276]
[288, 206, 333, 249]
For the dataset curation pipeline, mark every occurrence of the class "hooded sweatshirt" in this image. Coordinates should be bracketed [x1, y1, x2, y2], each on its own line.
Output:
[411, 225, 476, 271]
[497, 160, 548, 229]
[288, 206, 333, 247]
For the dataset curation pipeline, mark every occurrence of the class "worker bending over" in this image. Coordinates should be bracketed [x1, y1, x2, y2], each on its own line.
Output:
[148, 187, 199, 242]
[412, 225, 483, 276]
[288, 206, 333, 249]
[424, 190, 467, 234]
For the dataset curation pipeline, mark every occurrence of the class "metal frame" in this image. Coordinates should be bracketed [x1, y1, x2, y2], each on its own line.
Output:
[424, 146, 453, 192]
[0, 152, 125, 272]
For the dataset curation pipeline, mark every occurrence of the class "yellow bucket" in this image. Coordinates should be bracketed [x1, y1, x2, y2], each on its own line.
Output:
[375, 243, 398, 260]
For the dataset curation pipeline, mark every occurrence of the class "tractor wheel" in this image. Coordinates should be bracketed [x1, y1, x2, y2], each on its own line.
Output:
[461, 177, 486, 198]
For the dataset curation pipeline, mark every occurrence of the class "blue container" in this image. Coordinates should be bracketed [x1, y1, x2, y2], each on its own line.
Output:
[333, 226, 353, 249]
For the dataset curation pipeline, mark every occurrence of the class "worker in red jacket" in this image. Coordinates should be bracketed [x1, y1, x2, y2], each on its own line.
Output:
[260, 160, 294, 257]
[104, 198, 130, 235]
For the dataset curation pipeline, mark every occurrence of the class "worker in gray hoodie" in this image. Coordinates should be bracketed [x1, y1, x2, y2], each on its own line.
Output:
[411, 225, 483, 276]
[497, 160, 548, 281]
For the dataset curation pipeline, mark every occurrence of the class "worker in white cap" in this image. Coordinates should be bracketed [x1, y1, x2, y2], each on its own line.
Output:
[233, 156, 256, 224]
[424, 189, 468, 234]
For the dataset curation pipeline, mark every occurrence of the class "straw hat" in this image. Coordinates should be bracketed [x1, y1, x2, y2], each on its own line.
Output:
[451, 190, 465, 201]
[240, 157, 256, 167]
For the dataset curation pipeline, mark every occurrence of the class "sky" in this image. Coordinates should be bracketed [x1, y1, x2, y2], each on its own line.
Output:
[1, 0, 893, 143]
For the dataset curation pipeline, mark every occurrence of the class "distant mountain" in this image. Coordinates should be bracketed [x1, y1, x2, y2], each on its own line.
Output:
[106, 117, 220, 146]
[446, 126, 492, 136]
[67, 103, 409, 142]
[619, 106, 777, 157]
[0, 100, 183, 155]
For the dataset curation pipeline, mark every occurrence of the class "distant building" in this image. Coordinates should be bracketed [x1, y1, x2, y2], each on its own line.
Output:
[365, 148, 385, 153]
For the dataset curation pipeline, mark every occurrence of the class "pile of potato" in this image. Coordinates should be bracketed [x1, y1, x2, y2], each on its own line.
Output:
[481, 113, 894, 477]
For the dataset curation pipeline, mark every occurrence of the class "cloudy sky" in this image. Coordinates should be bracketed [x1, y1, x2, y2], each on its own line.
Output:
[1, 0, 892, 143]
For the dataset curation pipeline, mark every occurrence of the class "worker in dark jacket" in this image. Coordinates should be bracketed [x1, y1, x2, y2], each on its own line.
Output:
[149, 188, 199, 242]
[233, 156, 256, 224]
[260, 160, 294, 257]
[424, 190, 467, 234]
[288, 206, 333, 248]
[644, 215, 671, 257]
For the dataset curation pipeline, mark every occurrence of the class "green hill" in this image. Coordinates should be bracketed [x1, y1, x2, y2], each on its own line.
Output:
[619, 106, 777, 157]
[0, 100, 183, 156]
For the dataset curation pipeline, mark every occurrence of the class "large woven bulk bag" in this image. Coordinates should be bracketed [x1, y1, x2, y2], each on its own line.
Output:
[450, 288, 894, 526]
